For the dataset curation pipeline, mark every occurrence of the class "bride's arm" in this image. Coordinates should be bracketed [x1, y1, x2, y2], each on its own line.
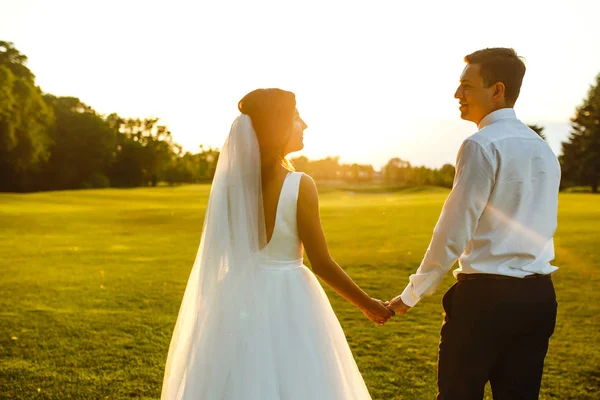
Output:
[297, 174, 394, 324]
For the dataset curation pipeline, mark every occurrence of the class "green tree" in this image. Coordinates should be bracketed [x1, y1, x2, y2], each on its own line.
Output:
[435, 163, 456, 188]
[0, 41, 34, 81]
[0, 42, 54, 191]
[39, 96, 117, 190]
[384, 157, 411, 183]
[194, 145, 220, 181]
[109, 117, 176, 187]
[528, 124, 547, 141]
[560, 73, 600, 193]
[310, 156, 341, 180]
[164, 146, 220, 185]
[165, 149, 195, 185]
[291, 156, 310, 173]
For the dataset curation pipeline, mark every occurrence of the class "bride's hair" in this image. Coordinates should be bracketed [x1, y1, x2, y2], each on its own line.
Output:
[238, 88, 296, 171]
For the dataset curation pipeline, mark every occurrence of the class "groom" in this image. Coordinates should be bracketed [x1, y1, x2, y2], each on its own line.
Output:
[387, 48, 560, 399]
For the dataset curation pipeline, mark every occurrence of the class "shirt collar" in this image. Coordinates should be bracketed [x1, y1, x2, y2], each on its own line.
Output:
[478, 108, 517, 130]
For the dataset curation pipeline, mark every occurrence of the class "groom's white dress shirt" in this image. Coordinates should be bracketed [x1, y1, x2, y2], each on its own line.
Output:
[401, 108, 561, 307]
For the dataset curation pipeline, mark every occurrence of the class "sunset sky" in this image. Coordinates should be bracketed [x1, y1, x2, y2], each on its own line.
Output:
[2, 0, 600, 168]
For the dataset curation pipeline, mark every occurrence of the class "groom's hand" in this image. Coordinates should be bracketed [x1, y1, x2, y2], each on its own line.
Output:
[385, 295, 411, 316]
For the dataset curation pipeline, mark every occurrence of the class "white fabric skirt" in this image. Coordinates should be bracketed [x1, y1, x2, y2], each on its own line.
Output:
[161, 259, 372, 400]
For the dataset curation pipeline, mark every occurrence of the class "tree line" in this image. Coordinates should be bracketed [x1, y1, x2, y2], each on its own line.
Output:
[0, 41, 219, 192]
[1, 41, 599, 192]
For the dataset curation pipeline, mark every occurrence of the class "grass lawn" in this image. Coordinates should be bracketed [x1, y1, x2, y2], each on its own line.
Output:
[0, 185, 598, 399]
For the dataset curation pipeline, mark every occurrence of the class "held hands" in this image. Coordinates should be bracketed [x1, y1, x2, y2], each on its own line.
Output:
[361, 295, 411, 326]
[361, 298, 395, 326]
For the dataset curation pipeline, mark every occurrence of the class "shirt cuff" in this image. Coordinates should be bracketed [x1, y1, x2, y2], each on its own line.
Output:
[400, 283, 421, 308]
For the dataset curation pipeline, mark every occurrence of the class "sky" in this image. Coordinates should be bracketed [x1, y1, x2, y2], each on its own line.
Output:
[2, 0, 600, 169]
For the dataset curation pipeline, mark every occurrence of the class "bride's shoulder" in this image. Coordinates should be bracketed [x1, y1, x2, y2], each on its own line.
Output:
[297, 173, 319, 208]
[297, 172, 316, 191]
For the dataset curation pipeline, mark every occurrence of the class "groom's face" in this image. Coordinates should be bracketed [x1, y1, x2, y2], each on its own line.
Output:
[454, 63, 495, 125]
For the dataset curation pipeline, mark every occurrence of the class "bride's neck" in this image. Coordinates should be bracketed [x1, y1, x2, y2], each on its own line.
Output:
[261, 162, 286, 184]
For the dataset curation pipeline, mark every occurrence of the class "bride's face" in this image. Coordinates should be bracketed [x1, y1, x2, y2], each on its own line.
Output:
[284, 109, 307, 154]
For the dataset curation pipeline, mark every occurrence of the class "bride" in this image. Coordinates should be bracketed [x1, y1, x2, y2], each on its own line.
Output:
[161, 88, 394, 400]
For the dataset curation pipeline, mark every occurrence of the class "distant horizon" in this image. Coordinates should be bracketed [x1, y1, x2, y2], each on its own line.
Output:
[4, 49, 580, 170]
[167, 117, 572, 171]
[25, 84, 579, 170]
[2, 0, 598, 170]
[275, 118, 571, 170]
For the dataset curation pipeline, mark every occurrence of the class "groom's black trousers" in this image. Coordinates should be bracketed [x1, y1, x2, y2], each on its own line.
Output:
[437, 274, 557, 400]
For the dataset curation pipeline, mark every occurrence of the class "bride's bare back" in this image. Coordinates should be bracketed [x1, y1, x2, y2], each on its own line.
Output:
[261, 166, 291, 244]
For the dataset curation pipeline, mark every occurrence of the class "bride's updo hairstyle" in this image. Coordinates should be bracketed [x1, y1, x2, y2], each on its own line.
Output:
[238, 88, 296, 171]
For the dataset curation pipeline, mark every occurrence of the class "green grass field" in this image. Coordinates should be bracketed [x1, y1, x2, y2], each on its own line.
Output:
[1, 185, 598, 399]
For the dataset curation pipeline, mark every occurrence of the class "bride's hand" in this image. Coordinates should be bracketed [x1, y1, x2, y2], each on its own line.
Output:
[361, 298, 395, 326]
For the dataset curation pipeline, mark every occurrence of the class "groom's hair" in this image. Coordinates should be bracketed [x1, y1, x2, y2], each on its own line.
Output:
[465, 48, 526, 106]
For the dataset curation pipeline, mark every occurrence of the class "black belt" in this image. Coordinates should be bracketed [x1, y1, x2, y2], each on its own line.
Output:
[457, 273, 551, 281]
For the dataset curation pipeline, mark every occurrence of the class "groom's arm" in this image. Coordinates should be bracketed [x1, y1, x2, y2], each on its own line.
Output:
[399, 139, 495, 308]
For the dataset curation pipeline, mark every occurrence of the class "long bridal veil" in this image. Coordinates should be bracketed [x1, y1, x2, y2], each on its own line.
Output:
[161, 114, 271, 399]
[161, 112, 375, 400]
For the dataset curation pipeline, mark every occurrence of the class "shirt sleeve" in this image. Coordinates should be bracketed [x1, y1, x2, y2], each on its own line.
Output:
[400, 139, 495, 307]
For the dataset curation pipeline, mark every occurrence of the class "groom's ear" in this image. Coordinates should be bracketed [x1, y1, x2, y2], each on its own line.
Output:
[492, 82, 506, 102]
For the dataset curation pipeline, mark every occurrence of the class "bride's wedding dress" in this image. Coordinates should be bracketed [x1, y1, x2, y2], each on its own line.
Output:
[161, 115, 372, 400]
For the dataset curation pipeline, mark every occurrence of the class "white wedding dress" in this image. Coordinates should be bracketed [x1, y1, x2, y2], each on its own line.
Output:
[161, 116, 372, 400]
